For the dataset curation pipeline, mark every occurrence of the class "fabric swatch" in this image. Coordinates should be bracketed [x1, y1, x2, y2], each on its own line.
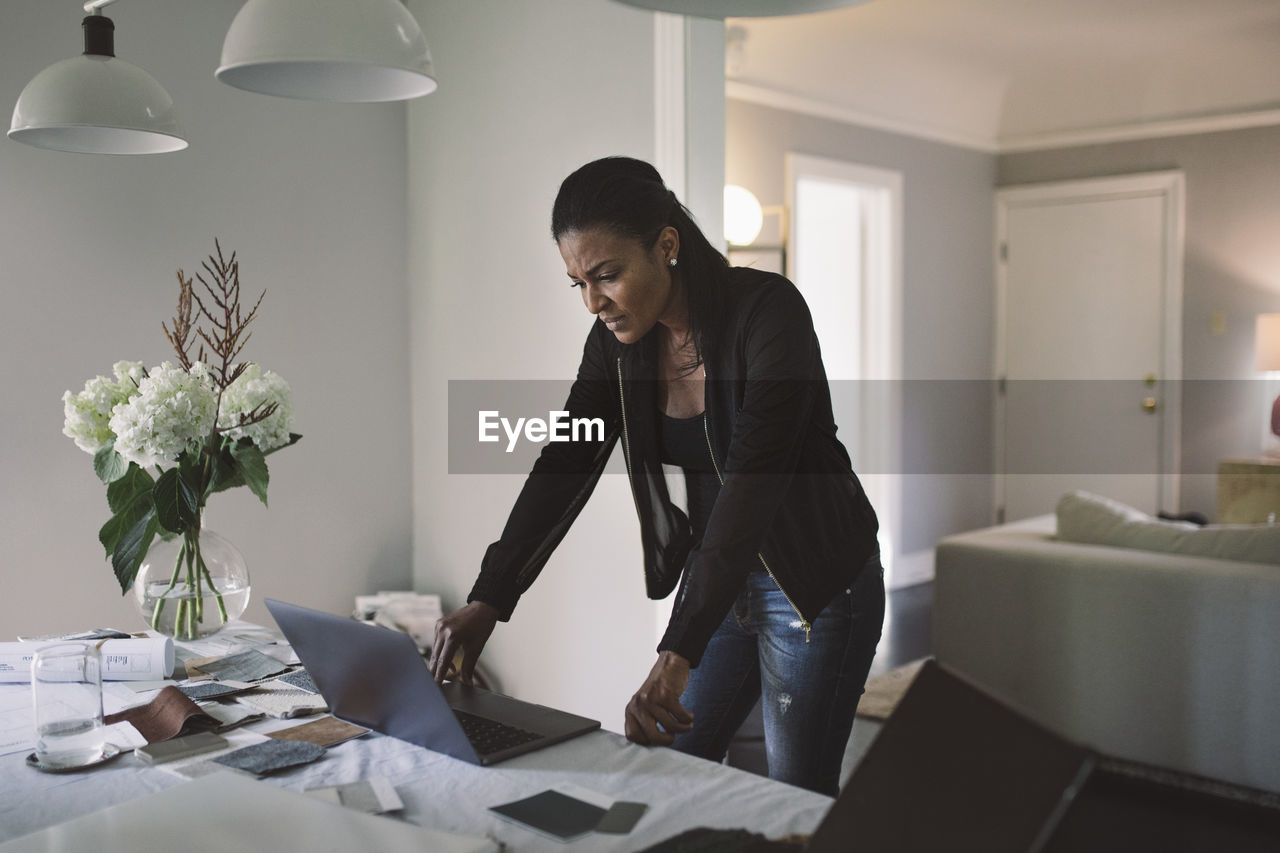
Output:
[104, 685, 213, 743]
[268, 716, 369, 747]
[193, 649, 290, 683]
[276, 669, 318, 694]
[212, 739, 326, 776]
[178, 681, 254, 701]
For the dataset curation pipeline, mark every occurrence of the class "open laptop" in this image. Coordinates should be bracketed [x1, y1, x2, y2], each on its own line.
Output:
[265, 598, 599, 766]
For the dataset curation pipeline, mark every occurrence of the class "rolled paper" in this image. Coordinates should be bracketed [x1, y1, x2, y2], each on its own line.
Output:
[0, 637, 174, 682]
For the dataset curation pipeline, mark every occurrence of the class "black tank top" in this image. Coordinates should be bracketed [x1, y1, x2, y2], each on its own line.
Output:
[658, 411, 722, 543]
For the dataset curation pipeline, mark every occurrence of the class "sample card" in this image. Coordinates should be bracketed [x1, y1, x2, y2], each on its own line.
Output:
[193, 649, 290, 683]
[596, 801, 648, 834]
[212, 738, 326, 777]
[490, 789, 608, 842]
[268, 716, 369, 747]
[276, 669, 318, 694]
[306, 778, 404, 814]
[177, 680, 254, 701]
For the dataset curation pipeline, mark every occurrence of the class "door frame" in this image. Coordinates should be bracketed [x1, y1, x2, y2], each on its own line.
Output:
[785, 153, 908, 585]
[994, 171, 1185, 517]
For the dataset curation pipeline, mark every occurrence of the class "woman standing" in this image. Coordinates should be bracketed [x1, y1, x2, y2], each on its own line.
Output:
[430, 156, 884, 796]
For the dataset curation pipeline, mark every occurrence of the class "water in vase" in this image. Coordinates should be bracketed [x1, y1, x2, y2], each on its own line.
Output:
[138, 578, 251, 639]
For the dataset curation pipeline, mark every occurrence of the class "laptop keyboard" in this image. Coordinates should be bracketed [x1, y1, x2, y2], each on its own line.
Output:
[453, 709, 542, 756]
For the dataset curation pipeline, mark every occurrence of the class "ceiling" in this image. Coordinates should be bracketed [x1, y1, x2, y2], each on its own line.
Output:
[725, 0, 1280, 151]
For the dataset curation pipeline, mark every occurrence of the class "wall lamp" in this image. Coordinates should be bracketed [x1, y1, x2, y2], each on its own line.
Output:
[9, 0, 437, 155]
[1258, 313, 1280, 450]
[724, 184, 788, 273]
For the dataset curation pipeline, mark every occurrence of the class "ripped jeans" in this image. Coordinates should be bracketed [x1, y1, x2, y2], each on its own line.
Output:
[670, 553, 885, 796]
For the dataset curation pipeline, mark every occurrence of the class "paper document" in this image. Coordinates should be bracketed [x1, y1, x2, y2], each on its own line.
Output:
[0, 690, 32, 756]
[0, 637, 174, 682]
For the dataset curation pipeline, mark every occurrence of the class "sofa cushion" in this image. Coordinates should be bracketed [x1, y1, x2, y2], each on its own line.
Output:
[1056, 491, 1280, 565]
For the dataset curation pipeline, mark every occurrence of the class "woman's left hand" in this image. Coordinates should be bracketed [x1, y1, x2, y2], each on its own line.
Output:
[625, 651, 694, 746]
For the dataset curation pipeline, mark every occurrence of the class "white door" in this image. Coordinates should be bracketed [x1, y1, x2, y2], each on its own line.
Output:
[996, 172, 1184, 521]
[786, 154, 905, 584]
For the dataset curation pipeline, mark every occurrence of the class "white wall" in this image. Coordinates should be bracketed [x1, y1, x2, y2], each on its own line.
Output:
[406, 0, 724, 731]
[0, 0, 413, 637]
[726, 99, 999, 581]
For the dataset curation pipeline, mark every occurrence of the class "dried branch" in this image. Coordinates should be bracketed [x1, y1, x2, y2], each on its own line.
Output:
[184, 239, 267, 393]
[162, 270, 202, 370]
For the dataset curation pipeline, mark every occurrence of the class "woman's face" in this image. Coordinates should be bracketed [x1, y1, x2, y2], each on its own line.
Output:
[558, 225, 681, 345]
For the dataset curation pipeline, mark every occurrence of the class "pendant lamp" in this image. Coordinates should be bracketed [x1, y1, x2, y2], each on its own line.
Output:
[216, 0, 437, 102]
[8, 10, 187, 155]
[609, 0, 868, 18]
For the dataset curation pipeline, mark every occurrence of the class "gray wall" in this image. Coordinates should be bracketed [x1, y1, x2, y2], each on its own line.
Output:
[406, 0, 726, 730]
[999, 125, 1280, 517]
[726, 99, 998, 563]
[0, 0, 413, 636]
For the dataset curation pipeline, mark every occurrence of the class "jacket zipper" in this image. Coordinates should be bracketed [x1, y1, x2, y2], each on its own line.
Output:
[701, 374, 811, 643]
[616, 358, 641, 513]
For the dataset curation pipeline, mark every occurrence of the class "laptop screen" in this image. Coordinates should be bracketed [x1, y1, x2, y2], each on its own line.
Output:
[808, 660, 1094, 853]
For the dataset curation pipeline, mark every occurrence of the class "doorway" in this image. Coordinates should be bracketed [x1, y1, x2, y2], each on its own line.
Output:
[995, 172, 1185, 521]
[786, 153, 904, 586]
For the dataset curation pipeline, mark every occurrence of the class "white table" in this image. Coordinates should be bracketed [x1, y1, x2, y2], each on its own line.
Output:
[0, 685, 831, 851]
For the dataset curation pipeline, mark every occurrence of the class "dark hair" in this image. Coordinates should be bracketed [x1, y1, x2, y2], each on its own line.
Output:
[551, 156, 727, 370]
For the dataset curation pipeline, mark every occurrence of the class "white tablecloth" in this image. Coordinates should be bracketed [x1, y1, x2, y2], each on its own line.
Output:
[0, 687, 831, 851]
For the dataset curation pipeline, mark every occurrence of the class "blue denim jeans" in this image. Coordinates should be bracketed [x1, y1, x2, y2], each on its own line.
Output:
[671, 553, 885, 795]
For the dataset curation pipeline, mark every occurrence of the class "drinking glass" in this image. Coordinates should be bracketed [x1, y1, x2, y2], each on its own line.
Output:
[31, 642, 105, 769]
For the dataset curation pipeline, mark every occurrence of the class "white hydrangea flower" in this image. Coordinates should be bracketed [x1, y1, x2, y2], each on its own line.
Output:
[62, 360, 147, 454]
[219, 364, 295, 452]
[109, 361, 218, 469]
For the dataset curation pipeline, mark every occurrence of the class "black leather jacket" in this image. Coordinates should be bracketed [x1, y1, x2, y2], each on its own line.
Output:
[468, 267, 879, 666]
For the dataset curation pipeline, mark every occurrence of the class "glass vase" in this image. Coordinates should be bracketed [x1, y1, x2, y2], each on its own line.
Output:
[131, 526, 250, 641]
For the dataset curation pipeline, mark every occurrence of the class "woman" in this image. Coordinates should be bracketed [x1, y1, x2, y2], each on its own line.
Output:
[429, 156, 884, 796]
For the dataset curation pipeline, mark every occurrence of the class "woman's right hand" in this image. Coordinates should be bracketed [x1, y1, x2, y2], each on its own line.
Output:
[429, 601, 500, 684]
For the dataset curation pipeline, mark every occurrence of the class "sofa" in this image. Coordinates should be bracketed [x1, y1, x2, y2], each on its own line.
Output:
[934, 493, 1280, 793]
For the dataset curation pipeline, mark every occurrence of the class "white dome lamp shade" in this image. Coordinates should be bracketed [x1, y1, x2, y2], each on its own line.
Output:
[216, 0, 437, 102]
[610, 0, 869, 18]
[9, 14, 187, 154]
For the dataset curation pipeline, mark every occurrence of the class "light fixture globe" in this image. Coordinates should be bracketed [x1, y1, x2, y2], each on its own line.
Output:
[724, 185, 764, 246]
[8, 16, 186, 154]
[216, 0, 437, 102]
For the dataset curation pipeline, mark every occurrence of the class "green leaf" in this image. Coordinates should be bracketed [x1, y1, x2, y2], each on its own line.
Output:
[93, 443, 127, 484]
[208, 446, 245, 495]
[106, 464, 154, 516]
[263, 433, 303, 457]
[99, 471, 155, 559]
[112, 509, 159, 594]
[231, 441, 270, 506]
[154, 468, 200, 534]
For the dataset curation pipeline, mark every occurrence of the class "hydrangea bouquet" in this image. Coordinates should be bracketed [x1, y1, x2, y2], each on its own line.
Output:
[62, 242, 299, 637]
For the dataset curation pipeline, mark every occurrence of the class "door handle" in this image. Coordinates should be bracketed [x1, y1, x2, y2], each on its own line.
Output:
[1142, 396, 1158, 414]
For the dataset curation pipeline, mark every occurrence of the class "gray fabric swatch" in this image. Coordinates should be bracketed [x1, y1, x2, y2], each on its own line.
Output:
[277, 669, 318, 694]
[178, 681, 252, 701]
[198, 649, 290, 683]
[212, 739, 326, 776]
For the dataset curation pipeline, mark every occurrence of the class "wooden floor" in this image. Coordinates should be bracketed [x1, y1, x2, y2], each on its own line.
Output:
[725, 580, 934, 779]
